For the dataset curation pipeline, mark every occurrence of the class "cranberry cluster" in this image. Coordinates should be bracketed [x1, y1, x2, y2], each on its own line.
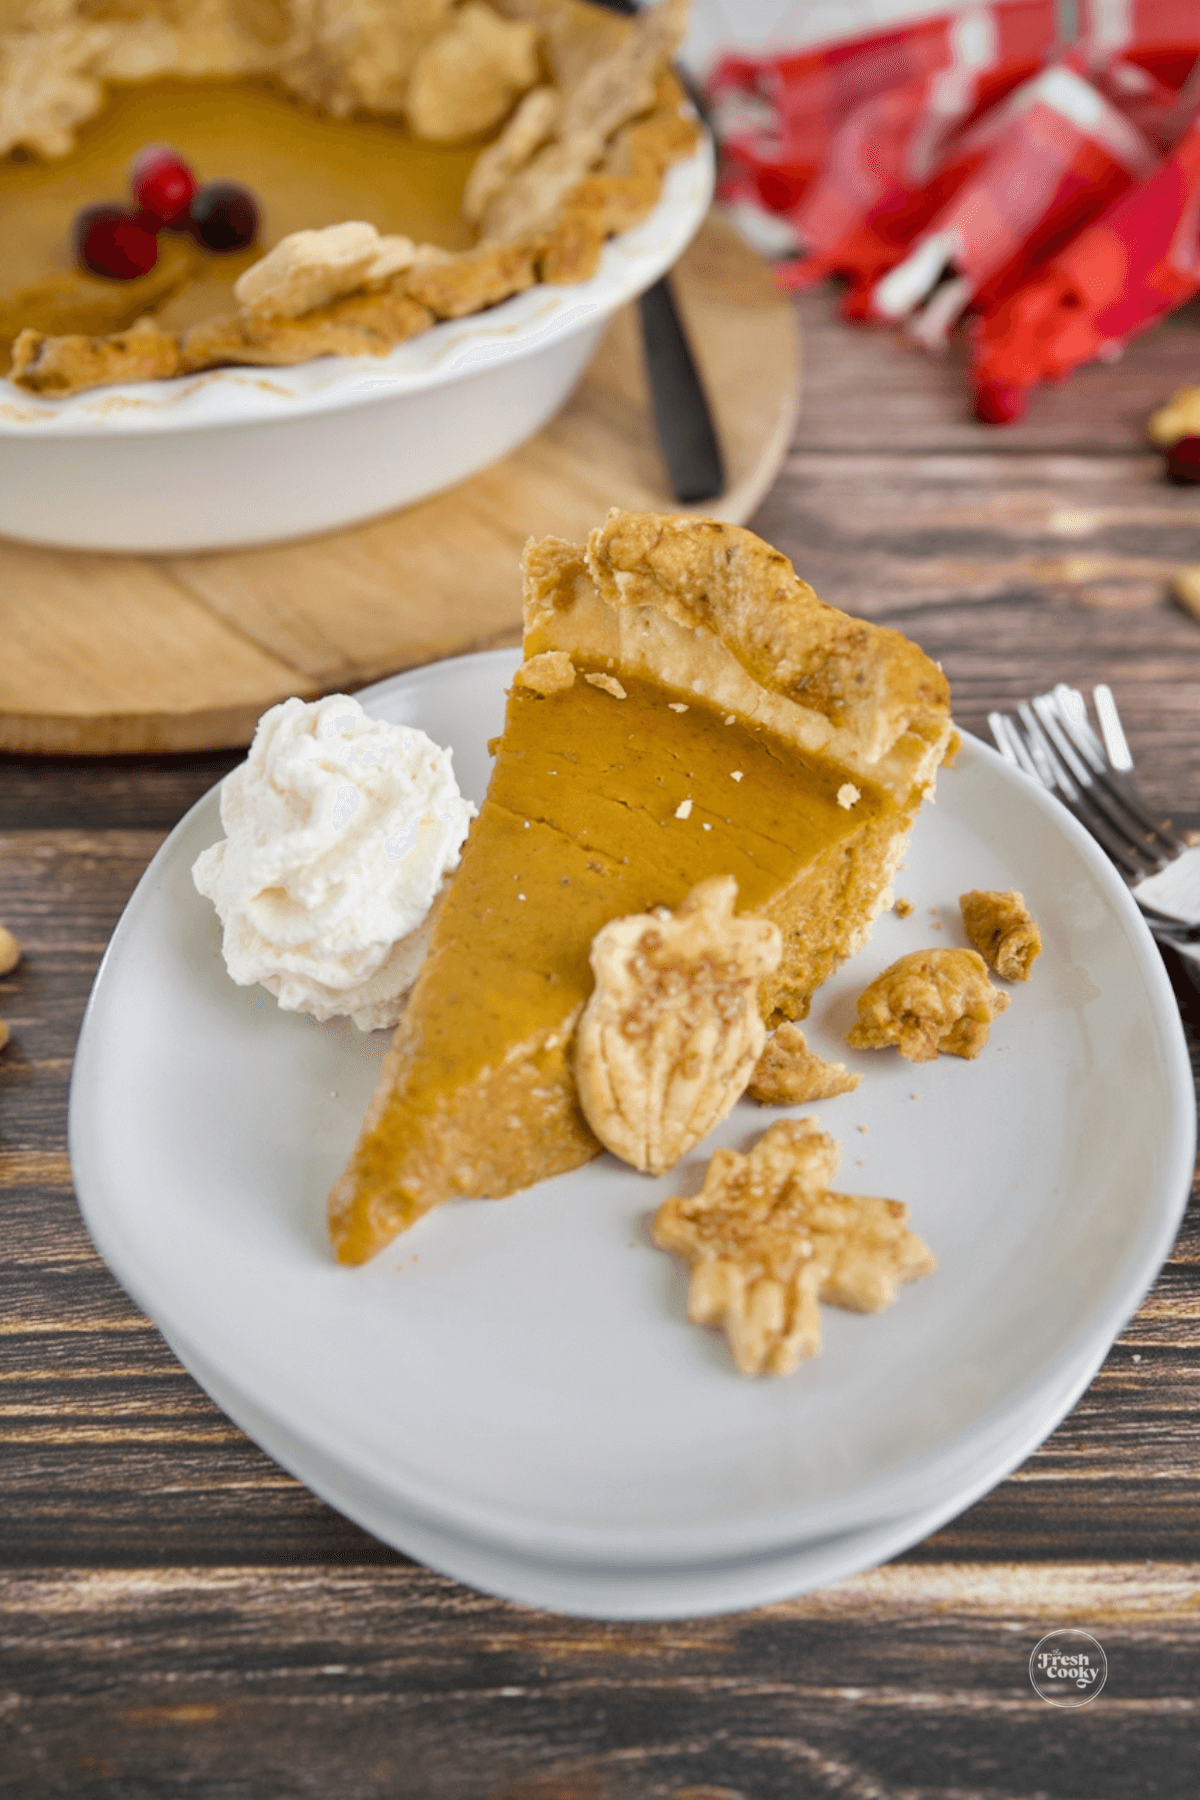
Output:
[74, 147, 260, 280]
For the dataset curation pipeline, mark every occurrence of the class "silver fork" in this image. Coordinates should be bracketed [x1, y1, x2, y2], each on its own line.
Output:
[988, 685, 1200, 947]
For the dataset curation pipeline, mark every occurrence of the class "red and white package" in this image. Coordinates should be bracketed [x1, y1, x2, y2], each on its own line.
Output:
[869, 63, 1159, 345]
[710, 1, 1059, 219]
[708, 1, 1200, 420]
[971, 104, 1200, 417]
[781, 59, 1039, 306]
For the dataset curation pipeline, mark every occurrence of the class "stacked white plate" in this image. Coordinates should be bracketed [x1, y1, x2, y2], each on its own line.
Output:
[69, 651, 1194, 1619]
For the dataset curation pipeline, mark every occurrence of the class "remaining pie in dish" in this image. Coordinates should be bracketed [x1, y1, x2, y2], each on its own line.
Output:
[0, 0, 698, 394]
[328, 509, 953, 1265]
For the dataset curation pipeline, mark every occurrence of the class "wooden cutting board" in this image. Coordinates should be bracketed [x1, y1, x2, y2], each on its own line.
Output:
[0, 214, 799, 754]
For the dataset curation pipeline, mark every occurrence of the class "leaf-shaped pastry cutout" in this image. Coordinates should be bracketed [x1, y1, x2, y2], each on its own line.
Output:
[574, 875, 781, 1175]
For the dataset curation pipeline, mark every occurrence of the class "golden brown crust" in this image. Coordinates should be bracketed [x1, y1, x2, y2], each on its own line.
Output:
[403, 239, 539, 318]
[653, 1118, 936, 1375]
[180, 287, 433, 370]
[847, 948, 1009, 1062]
[748, 1022, 860, 1105]
[534, 104, 701, 283]
[522, 512, 953, 800]
[279, 0, 455, 120]
[574, 876, 782, 1176]
[1, 237, 198, 373]
[513, 650, 575, 695]
[461, 83, 560, 224]
[10, 322, 180, 395]
[406, 0, 539, 142]
[960, 888, 1042, 982]
[585, 511, 951, 768]
[477, 0, 690, 243]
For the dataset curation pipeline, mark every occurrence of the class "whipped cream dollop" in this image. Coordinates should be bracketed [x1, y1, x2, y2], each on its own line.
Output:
[192, 694, 474, 1031]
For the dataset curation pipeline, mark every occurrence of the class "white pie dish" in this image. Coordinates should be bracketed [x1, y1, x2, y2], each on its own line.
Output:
[0, 136, 713, 554]
[68, 650, 1195, 1575]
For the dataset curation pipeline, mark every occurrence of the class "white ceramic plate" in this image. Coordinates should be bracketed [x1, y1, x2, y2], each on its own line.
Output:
[69, 650, 1194, 1569]
[163, 1320, 1109, 1618]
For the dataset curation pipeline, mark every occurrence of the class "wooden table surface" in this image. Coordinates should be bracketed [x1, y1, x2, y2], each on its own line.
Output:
[3, 286, 1199, 1798]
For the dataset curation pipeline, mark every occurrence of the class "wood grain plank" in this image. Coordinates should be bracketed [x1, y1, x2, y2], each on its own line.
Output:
[1, 1565, 1196, 1800]
[0, 549, 315, 754]
[789, 286, 1200, 454]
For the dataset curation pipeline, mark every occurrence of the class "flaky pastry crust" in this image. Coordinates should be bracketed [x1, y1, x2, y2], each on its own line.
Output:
[11, 321, 180, 393]
[522, 510, 953, 796]
[653, 1118, 936, 1375]
[959, 888, 1042, 982]
[748, 1022, 859, 1105]
[574, 875, 781, 1176]
[847, 948, 1009, 1062]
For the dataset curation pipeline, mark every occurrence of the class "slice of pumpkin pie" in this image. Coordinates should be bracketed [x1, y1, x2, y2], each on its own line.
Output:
[328, 509, 952, 1263]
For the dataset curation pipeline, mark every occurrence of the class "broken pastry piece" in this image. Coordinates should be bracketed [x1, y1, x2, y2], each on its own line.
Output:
[406, 1, 540, 143]
[959, 888, 1042, 982]
[232, 222, 417, 321]
[514, 650, 575, 695]
[9, 321, 180, 394]
[848, 948, 1009, 1062]
[748, 1022, 860, 1105]
[180, 287, 434, 373]
[574, 876, 782, 1176]
[653, 1118, 937, 1375]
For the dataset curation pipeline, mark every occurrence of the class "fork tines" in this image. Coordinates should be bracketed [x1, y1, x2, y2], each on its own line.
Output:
[988, 685, 1186, 884]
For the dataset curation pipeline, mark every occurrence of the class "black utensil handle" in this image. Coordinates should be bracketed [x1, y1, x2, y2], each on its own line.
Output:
[638, 276, 726, 505]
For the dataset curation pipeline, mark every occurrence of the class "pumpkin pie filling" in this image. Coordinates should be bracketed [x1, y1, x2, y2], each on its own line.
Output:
[329, 511, 952, 1265]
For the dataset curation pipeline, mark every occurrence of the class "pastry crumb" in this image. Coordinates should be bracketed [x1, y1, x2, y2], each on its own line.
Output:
[730, 771, 744, 782]
[748, 1022, 859, 1105]
[585, 672, 626, 699]
[848, 949, 1009, 1062]
[515, 650, 574, 695]
[674, 798, 693, 820]
[894, 898, 914, 918]
[668, 702, 689, 713]
[960, 888, 1042, 982]
[837, 782, 861, 810]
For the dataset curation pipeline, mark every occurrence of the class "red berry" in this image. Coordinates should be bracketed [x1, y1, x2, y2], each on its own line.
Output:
[974, 380, 1028, 425]
[189, 182, 260, 252]
[1164, 436, 1200, 484]
[129, 144, 198, 226]
[73, 204, 159, 280]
